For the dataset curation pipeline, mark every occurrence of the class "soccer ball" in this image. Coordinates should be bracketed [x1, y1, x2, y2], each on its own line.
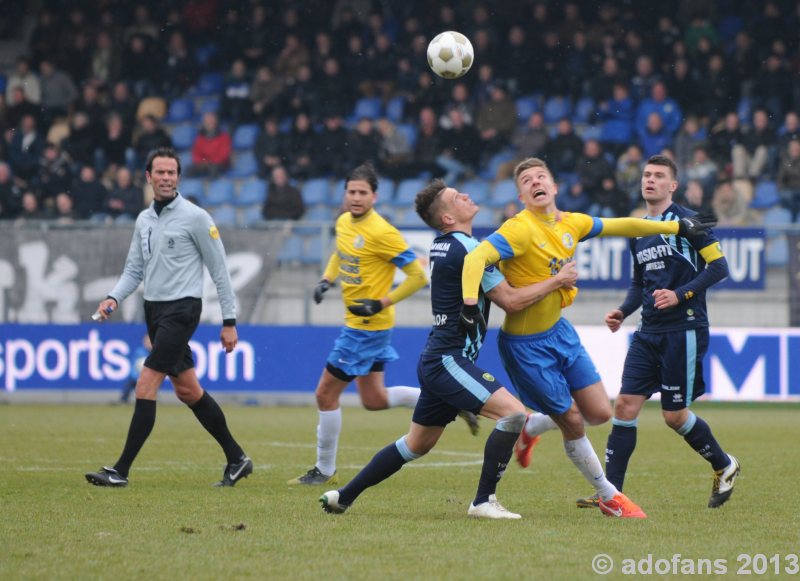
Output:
[427, 31, 474, 79]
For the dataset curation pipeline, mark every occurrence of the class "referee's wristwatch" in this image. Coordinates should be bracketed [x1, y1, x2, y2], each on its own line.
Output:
[223, 319, 237, 327]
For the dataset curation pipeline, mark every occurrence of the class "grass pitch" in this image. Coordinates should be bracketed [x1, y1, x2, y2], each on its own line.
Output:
[1, 402, 798, 580]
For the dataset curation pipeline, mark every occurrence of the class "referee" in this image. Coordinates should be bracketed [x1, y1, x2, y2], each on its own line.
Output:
[85, 147, 252, 488]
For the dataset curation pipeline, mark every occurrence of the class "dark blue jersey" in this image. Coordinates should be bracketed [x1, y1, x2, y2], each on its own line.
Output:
[422, 231, 504, 361]
[626, 203, 726, 332]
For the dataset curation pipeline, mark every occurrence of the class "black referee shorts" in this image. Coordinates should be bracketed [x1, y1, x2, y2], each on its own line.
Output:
[144, 297, 202, 377]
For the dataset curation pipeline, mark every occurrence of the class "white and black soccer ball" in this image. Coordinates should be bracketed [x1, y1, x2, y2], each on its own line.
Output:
[426, 31, 474, 79]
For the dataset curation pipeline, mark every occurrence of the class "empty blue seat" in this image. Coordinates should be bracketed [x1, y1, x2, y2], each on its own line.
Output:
[165, 98, 195, 123]
[302, 178, 330, 206]
[490, 179, 519, 208]
[352, 97, 383, 120]
[241, 205, 265, 226]
[378, 177, 395, 200]
[515, 95, 540, 123]
[210, 205, 237, 226]
[543, 96, 572, 124]
[580, 125, 603, 141]
[232, 123, 259, 150]
[302, 234, 325, 264]
[472, 208, 498, 228]
[191, 72, 223, 96]
[179, 178, 205, 201]
[480, 149, 517, 181]
[737, 97, 752, 125]
[385, 96, 405, 123]
[396, 124, 418, 149]
[226, 152, 258, 178]
[395, 210, 427, 228]
[197, 97, 221, 116]
[171, 123, 196, 150]
[235, 179, 267, 206]
[572, 96, 596, 125]
[393, 178, 427, 206]
[459, 179, 490, 204]
[278, 235, 304, 263]
[599, 120, 633, 144]
[750, 181, 780, 209]
[205, 178, 235, 206]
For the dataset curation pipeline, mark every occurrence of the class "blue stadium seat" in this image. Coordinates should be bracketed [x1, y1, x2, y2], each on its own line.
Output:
[737, 97, 752, 125]
[543, 96, 572, 124]
[226, 152, 258, 178]
[165, 98, 195, 123]
[580, 125, 603, 141]
[232, 123, 259, 150]
[205, 178, 235, 206]
[195, 44, 218, 67]
[385, 96, 405, 123]
[179, 178, 205, 201]
[235, 179, 267, 206]
[515, 95, 540, 123]
[599, 120, 633, 144]
[241, 205, 265, 226]
[191, 72, 224, 97]
[304, 206, 332, 221]
[750, 181, 780, 209]
[278, 235, 304, 263]
[490, 179, 519, 208]
[210, 205, 237, 226]
[396, 124, 418, 149]
[197, 97, 221, 116]
[377, 177, 395, 200]
[302, 234, 325, 264]
[480, 149, 516, 180]
[572, 96, 596, 125]
[472, 208, 498, 228]
[393, 178, 427, 206]
[171, 123, 196, 151]
[302, 178, 330, 206]
[395, 210, 427, 228]
[459, 179, 490, 204]
[351, 97, 383, 120]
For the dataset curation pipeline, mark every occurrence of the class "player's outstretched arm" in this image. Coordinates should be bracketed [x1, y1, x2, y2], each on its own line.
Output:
[596, 215, 716, 241]
[347, 260, 427, 317]
[462, 241, 501, 303]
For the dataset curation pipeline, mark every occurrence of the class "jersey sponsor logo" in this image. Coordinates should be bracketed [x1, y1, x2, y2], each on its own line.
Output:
[661, 384, 680, 391]
[561, 232, 574, 249]
[635, 244, 674, 264]
[353, 234, 365, 249]
[209, 226, 220, 240]
[482, 372, 495, 382]
[433, 314, 448, 326]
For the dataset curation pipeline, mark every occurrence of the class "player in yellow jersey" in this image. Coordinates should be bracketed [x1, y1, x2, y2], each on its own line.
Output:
[289, 164, 476, 486]
[461, 157, 715, 518]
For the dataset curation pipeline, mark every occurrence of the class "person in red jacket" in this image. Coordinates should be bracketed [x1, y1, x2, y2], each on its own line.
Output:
[188, 111, 232, 177]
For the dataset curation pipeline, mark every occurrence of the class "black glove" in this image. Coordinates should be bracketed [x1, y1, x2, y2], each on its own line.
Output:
[348, 298, 384, 317]
[459, 303, 486, 344]
[677, 212, 717, 240]
[313, 280, 331, 304]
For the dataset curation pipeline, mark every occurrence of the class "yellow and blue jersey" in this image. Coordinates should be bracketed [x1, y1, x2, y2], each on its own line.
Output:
[324, 208, 417, 331]
[485, 210, 601, 334]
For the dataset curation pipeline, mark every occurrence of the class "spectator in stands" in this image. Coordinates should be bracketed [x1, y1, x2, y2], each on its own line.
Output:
[7, 114, 44, 184]
[673, 117, 707, 175]
[122, 34, 157, 98]
[28, 9, 59, 67]
[64, 31, 93, 85]
[755, 54, 792, 121]
[220, 59, 253, 127]
[71, 165, 108, 220]
[91, 30, 122, 84]
[255, 117, 286, 178]
[38, 59, 78, 128]
[545, 118, 584, 176]
[63, 111, 98, 170]
[437, 109, 481, 184]
[665, 58, 697, 116]
[6, 86, 40, 132]
[495, 111, 549, 181]
[281, 64, 317, 120]
[99, 112, 133, 175]
[439, 82, 475, 129]
[262, 165, 305, 221]
[476, 84, 517, 158]
[685, 146, 719, 195]
[576, 139, 615, 201]
[709, 112, 745, 170]
[591, 176, 629, 217]
[241, 4, 270, 67]
[133, 114, 172, 169]
[188, 112, 232, 178]
[315, 113, 348, 177]
[37, 141, 72, 205]
[275, 33, 311, 82]
[108, 82, 137, 130]
[712, 180, 759, 226]
[250, 66, 284, 121]
[345, 117, 382, 171]
[16, 190, 43, 221]
[5, 56, 41, 105]
[0, 162, 23, 219]
[733, 109, 777, 180]
[778, 111, 800, 161]
[105, 166, 143, 221]
[589, 56, 622, 103]
[75, 83, 108, 141]
[636, 81, 683, 137]
[53, 191, 78, 223]
[597, 82, 635, 127]
[630, 55, 660, 104]
[376, 119, 413, 181]
[286, 112, 318, 180]
[680, 179, 713, 214]
[316, 58, 351, 120]
[616, 144, 645, 207]
[161, 30, 196, 98]
[696, 53, 736, 125]
[777, 139, 800, 220]
[637, 112, 672, 158]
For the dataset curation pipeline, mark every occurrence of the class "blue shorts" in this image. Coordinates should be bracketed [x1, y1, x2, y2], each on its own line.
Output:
[326, 327, 399, 379]
[413, 353, 503, 427]
[498, 318, 600, 416]
[620, 328, 709, 410]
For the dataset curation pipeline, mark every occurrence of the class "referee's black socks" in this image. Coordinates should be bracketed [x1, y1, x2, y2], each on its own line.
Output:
[114, 398, 157, 478]
[189, 391, 245, 464]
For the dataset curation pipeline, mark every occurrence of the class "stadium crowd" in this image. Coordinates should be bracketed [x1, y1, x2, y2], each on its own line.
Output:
[1, 0, 799, 227]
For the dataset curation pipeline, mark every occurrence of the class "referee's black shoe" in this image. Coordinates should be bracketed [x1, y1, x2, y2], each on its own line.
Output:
[85, 466, 129, 487]
[214, 455, 253, 487]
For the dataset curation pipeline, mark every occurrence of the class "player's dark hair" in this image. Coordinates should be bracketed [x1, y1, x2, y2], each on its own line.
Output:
[145, 147, 182, 175]
[345, 162, 379, 192]
[646, 155, 677, 179]
[415, 178, 448, 230]
[513, 157, 552, 184]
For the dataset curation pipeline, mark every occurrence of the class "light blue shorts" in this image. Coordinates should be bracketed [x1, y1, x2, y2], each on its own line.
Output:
[498, 318, 600, 416]
[326, 327, 399, 379]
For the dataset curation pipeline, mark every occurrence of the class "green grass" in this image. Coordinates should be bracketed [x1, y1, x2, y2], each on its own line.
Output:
[1, 402, 798, 580]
